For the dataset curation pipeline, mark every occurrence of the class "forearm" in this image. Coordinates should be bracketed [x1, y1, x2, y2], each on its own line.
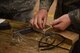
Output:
[40, 0, 54, 11]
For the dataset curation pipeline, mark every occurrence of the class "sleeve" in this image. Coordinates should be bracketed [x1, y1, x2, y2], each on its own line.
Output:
[68, 9, 80, 24]
[68, 9, 80, 31]
[0, 7, 15, 19]
[39, 0, 54, 11]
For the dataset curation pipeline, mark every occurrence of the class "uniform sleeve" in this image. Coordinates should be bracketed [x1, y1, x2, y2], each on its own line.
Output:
[68, 9, 80, 31]
[39, 0, 54, 11]
[0, 8, 17, 19]
[68, 9, 80, 24]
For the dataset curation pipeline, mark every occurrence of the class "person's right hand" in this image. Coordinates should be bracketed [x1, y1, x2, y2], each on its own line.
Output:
[30, 9, 48, 29]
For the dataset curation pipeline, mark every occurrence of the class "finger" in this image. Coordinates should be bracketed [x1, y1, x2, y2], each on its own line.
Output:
[53, 22, 65, 30]
[30, 18, 34, 26]
[38, 16, 43, 29]
[51, 18, 61, 26]
[34, 16, 39, 29]
[43, 15, 47, 28]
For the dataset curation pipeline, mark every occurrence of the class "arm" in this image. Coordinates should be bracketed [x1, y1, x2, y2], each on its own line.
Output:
[64, 0, 80, 22]
[69, 9, 80, 24]
[0, 6, 16, 20]
[68, 9, 80, 31]
[40, 0, 54, 11]
[50, 9, 80, 31]
[50, 0, 80, 31]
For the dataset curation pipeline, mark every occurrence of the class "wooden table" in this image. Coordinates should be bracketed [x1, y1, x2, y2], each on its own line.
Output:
[0, 0, 79, 53]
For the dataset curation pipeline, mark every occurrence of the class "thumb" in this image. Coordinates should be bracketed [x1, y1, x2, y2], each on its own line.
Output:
[51, 18, 61, 26]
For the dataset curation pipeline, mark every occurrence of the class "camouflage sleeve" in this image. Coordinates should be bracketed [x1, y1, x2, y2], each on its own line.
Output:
[68, 9, 80, 31]
[40, 0, 54, 11]
[69, 9, 80, 24]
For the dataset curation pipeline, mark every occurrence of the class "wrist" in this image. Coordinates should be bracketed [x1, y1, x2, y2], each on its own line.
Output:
[39, 9, 48, 15]
[39, 7, 48, 11]
[66, 14, 71, 24]
[39, 9, 47, 13]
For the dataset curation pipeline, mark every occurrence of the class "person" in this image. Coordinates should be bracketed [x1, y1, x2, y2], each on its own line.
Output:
[30, 0, 80, 53]
[0, 0, 36, 22]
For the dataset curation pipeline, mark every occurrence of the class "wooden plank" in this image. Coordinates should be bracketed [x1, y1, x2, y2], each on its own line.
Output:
[33, 0, 79, 50]
[45, 0, 79, 46]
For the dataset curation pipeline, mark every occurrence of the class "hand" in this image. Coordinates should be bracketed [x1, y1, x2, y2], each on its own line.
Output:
[30, 9, 48, 29]
[51, 14, 71, 30]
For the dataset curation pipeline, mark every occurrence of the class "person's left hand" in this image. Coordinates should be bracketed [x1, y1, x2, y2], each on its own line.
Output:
[50, 14, 71, 30]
